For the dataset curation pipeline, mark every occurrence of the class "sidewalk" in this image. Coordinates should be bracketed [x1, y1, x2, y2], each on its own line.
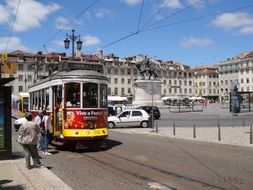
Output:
[116, 103, 253, 148]
[113, 126, 253, 148]
[0, 139, 72, 190]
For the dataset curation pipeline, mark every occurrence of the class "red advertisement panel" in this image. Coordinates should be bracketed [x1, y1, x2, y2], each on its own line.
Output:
[64, 109, 107, 129]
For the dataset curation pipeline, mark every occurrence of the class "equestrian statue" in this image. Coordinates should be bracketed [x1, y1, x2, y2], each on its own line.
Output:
[136, 58, 158, 80]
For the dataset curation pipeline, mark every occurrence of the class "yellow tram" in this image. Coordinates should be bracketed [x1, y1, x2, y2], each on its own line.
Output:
[28, 61, 108, 149]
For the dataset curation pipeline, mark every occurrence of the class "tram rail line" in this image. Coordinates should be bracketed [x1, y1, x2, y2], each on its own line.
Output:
[72, 146, 238, 190]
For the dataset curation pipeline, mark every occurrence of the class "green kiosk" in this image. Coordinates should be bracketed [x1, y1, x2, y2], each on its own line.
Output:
[0, 78, 14, 160]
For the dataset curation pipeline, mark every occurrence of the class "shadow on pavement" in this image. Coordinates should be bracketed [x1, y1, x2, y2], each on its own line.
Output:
[0, 179, 24, 190]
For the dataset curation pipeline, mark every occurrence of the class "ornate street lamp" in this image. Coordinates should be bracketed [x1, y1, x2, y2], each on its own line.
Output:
[64, 29, 83, 60]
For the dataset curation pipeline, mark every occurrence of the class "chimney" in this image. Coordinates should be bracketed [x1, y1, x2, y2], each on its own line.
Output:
[98, 49, 104, 59]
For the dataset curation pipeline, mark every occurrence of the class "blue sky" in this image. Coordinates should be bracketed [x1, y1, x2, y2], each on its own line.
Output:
[0, 0, 253, 67]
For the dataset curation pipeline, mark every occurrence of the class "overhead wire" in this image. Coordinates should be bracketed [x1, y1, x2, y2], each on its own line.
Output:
[136, 0, 145, 32]
[33, 1, 253, 55]
[98, 0, 145, 51]
[142, 0, 203, 31]
[5, 0, 21, 52]
[43, 44, 49, 54]
[140, 0, 173, 29]
[142, 3, 253, 32]
[38, 0, 99, 51]
[100, 0, 202, 50]
[101, 31, 139, 50]
[100, 2, 253, 51]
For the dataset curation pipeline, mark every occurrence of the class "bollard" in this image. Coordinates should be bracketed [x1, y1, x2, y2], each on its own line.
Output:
[250, 125, 252, 144]
[173, 122, 176, 136]
[156, 120, 158, 133]
[193, 123, 196, 138]
[218, 117, 221, 141]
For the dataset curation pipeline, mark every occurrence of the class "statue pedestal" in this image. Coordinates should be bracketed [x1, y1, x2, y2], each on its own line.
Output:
[132, 80, 164, 106]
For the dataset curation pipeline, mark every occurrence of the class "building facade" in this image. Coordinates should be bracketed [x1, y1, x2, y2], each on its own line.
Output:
[2, 49, 253, 103]
[218, 51, 253, 102]
[191, 66, 219, 100]
[103, 54, 196, 100]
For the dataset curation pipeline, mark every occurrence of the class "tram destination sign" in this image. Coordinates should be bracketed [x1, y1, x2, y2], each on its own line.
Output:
[59, 61, 104, 74]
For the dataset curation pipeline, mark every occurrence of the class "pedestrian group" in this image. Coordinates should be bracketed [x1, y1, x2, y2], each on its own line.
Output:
[17, 110, 52, 170]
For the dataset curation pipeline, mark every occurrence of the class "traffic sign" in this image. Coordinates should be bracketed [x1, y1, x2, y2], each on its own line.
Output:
[148, 80, 156, 94]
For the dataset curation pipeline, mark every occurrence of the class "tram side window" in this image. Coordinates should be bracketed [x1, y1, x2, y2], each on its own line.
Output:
[83, 83, 98, 108]
[41, 89, 45, 110]
[45, 89, 49, 110]
[65, 83, 80, 107]
[100, 84, 107, 108]
[56, 85, 63, 109]
[23, 97, 29, 112]
[34, 92, 38, 110]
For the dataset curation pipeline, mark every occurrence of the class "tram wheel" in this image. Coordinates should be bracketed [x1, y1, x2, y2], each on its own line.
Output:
[108, 122, 115, 129]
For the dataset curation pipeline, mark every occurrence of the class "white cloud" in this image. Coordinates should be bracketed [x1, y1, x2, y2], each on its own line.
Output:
[240, 26, 253, 34]
[121, 0, 143, 6]
[161, 0, 182, 9]
[83, 35, 100, 46]
[211, 12, 253, 30]
[95, 8, 113, 19]
[0, 37, 29, 51]
[186, 0, 205, 8]
[55, 17, 71, 30]
[180, 37, 212, 47]
[0, 4, 10, 24]
[4, 0, 60, 32]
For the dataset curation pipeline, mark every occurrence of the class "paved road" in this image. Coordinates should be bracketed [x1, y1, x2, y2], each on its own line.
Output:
[36, 131, 253, 190]
[158, 103, 253, 128]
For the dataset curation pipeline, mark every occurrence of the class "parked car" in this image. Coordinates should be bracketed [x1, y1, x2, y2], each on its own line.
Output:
[13, 117, 27, 131]
[108, 109, 149, 128]
[137, 106, 161, 119]
[108, 105, 116, 116]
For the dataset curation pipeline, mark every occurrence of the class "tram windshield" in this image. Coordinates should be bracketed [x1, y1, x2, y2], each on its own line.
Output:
[83, 83, 98, 108]
[65, 83, 80, 107]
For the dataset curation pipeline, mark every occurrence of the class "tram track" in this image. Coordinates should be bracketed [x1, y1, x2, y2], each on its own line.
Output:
[42, 130, 252, 190]
[72, 145, 239, 190]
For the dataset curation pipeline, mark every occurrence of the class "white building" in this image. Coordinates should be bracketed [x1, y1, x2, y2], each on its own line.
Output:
[218, 51, 253, 102]
[191, 66, 219, 100]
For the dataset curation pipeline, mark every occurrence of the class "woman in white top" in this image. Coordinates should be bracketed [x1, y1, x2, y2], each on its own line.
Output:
[18, 112, 42, 169]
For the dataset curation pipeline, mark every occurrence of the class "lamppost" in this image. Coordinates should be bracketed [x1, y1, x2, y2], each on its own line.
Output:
[64, 29, 83, 60]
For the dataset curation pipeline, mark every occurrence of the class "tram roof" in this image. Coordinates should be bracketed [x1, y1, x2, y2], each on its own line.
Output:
[29, 69, 108, 88]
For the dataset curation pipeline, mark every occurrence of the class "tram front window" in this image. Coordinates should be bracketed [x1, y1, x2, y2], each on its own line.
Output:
[83, 83, 98, 108]
[65, 83, 80, 107]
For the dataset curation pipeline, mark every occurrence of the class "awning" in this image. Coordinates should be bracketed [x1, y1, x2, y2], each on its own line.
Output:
[0, 77, 15, 86]
[108, 96, 128, 101]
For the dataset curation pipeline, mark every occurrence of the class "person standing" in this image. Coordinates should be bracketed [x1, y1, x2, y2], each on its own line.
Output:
[116, 106, 122, 114]
[40, 110, 52, 156]
[18, 112, 43, 169]
[34, 110, 43, 150]
[121, 103, 126, 111]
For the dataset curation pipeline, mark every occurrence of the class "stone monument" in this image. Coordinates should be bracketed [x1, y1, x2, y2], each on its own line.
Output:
[132, 58, 164, 106]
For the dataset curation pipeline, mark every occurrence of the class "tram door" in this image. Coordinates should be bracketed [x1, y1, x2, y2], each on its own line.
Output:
[52, 85, 63, 136]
